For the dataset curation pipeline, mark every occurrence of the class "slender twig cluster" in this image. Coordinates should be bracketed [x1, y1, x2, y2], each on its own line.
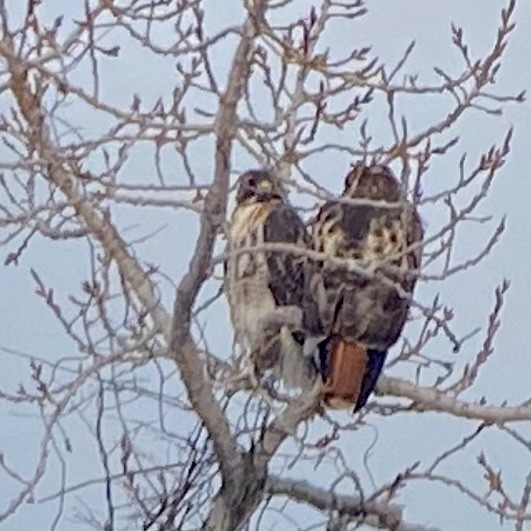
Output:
[0, 0, 527, 530]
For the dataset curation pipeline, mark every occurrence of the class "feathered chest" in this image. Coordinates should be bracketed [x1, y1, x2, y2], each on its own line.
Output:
[314, 203, 410, 268]
[225, 202, 279, 348]
[228, 201, 276, 281]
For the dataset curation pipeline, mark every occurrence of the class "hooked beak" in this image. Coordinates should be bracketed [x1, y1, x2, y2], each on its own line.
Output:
[257, 179, 274, 193]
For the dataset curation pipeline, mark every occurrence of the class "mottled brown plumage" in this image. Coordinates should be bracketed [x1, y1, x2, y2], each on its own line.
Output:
[225, 169, 320, 390]
[311, 163, 423, 411]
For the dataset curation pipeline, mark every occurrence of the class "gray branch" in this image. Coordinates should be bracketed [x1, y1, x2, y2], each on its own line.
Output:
[377, 376, 531, 422]
[266, 476, 441, 531]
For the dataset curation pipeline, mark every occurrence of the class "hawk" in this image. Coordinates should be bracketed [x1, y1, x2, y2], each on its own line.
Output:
[224, 169, 321, 391]
[310, 163, 423, 411]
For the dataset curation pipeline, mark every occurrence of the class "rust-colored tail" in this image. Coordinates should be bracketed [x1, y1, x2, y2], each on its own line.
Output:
[321, 337, 368, 410]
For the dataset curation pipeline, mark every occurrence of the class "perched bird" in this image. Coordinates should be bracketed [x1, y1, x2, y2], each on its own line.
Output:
[310, 163, 423, 411]
[224, 169, 321, 391]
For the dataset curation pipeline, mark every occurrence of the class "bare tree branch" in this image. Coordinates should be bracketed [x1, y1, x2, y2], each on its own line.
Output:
[377, 376, 531, 423]
[266, 476, 441, 531]
[0, 1, 527, 529]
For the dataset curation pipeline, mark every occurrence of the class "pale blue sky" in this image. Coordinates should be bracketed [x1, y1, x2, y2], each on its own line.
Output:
[0, 1, 529, 529]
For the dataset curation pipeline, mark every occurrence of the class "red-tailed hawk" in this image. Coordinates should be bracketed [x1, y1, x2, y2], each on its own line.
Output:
[310, 163, 423, 411]
[225, 169, 321, 391]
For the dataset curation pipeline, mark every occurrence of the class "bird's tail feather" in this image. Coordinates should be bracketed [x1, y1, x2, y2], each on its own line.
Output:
[355, 348, 387, 411]
[318, 337, 387, 411]
[319, 337, 367, 409]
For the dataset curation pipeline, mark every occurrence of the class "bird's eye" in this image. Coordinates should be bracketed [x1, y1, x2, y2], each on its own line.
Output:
[247, 178, 256, 187]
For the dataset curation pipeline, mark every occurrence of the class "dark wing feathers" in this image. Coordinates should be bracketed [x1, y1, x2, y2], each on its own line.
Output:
[355, 349, 387, 411]
[319, 201, 421, 350]
[263, 204, 307, 307]
[405, 206, 424, 290]
[339, 204, 377, 247]
[264, 204, 322, 335]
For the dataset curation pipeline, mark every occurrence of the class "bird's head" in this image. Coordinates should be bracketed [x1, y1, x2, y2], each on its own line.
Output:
[343, 163, 401, 202]
[236, 169, 285, 205]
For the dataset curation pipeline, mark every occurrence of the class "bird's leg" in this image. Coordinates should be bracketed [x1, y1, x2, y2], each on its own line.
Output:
[247, 357, 261, 390]
[222, 349, 277, 412]
[218, 342, 258, 393]
[311, 376, 326, 416]
[247, 338, 288, 410]
[234, 349, 260, 389]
